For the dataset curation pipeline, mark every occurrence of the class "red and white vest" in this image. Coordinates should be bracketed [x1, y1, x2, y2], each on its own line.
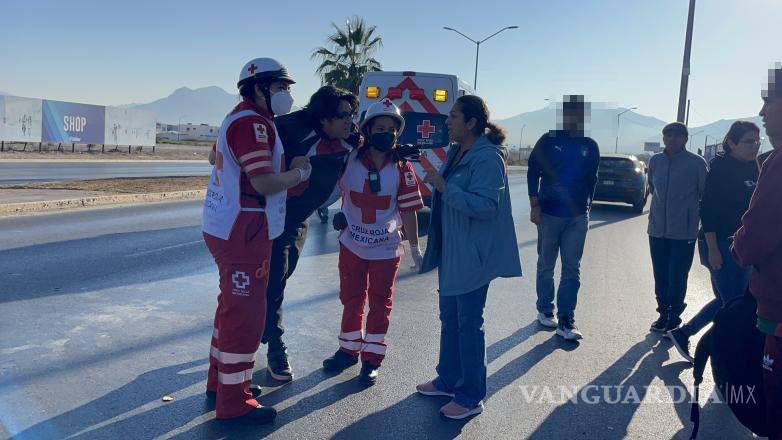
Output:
[338, 150, 406, 260]
[202, 110, 286, 241]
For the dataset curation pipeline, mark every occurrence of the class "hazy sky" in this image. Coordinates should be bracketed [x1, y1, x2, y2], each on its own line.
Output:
[2, 0, 781, 125]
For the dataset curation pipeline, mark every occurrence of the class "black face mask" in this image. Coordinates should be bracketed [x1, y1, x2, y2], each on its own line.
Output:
[370, 132, 395, 152]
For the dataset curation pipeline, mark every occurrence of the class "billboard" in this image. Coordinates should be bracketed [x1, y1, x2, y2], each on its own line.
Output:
[644, 142, 661, 153]
[104, 106, 156, 147]
[0, 95, 43, 143]
[42, 99, 105, 144]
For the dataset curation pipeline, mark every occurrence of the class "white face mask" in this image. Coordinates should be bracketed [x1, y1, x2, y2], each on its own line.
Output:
[270, 90, 294, 116]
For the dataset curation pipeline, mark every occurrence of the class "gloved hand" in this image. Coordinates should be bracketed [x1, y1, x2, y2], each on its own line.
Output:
[332, 211, 347, 231]
[410, 243, 423, 268]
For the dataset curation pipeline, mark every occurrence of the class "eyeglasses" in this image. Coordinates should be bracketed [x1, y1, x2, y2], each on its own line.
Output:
[335, 111, 356, 120]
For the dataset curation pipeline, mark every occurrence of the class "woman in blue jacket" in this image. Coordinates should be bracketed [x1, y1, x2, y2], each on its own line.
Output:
[416, 95, 523, 419]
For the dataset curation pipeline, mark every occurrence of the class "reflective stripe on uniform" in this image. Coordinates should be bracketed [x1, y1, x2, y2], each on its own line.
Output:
[339, 330, 363, 340]
[239, 150, 271, 163]
[217, 368, 254, 385]
[398, 199, 422, 209]
[361, 342, 387, 355]
[210, 346, 256, 364]
[339, 339, 363, 351]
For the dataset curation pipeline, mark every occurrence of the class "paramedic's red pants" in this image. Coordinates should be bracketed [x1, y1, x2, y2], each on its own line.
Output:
[764, 335, 782, 440]
[337, 244, 400, 367]
[203, 214, 272, 419]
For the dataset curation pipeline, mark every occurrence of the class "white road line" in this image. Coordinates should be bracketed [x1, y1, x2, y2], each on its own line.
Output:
[126, 240, 203, 257]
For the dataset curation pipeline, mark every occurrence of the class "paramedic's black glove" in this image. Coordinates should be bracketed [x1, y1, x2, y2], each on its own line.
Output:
[332, 212, 347, 231]
[394, 144, 421, 162]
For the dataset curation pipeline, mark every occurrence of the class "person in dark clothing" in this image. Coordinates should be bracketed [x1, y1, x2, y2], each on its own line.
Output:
[667, 121, 761, 363]
[261, 86, 361, 381]
[732, 65, 782, 440]
[646, 122, 708, 334]
[527, 95, 600, 340]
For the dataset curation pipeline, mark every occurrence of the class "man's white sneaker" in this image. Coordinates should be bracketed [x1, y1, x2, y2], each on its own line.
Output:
[556, 320, 583, 340]
[537, 312, 558, 328]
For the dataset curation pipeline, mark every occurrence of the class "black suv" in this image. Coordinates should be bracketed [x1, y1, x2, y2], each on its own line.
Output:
[594, 154, 649, 213]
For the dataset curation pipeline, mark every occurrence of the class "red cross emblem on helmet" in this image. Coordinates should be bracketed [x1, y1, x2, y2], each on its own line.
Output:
[382, 98, 393, 108]
[247, 64, 258, 74]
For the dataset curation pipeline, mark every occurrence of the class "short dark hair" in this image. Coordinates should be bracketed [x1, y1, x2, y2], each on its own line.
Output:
[304, 86, 358, 124]
[662, 122, 688, 136]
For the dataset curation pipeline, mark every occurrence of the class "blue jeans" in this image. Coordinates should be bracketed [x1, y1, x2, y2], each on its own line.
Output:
[433, 284, 489, 409]
[679, 237, 751, 336]
[535, 213, 589, 321]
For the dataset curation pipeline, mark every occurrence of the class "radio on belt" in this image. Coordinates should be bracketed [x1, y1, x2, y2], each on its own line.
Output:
[368, 171, 381, 193]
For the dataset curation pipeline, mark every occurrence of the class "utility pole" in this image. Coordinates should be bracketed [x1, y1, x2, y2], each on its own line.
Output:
[677, 0, 697, 123]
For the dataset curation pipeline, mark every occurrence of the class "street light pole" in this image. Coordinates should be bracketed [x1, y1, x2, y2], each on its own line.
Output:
[520, 124, 526, 149]
[177, 115, 187, 142]
[615, 107, 637, 153]
[443, 25, 518, 91]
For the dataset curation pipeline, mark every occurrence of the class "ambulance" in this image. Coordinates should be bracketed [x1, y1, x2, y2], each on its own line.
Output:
[357, 71, 474, 205]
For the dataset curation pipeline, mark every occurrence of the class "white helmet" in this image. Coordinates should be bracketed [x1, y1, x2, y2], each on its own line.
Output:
[359, 98, 405, 136]
[237, 58, 295, 89]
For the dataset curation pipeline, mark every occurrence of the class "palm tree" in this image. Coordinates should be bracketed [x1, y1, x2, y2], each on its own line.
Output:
[312, 16, 383, 95]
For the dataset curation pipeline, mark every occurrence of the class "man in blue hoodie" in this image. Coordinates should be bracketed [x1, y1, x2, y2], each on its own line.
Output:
[528, 95, 600, 340]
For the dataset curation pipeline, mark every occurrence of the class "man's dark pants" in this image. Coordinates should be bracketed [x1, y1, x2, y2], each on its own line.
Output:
[261, 222, 308, 350]
[649, 236, 696, 325]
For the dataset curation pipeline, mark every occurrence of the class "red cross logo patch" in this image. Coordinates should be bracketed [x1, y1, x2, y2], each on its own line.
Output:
[253, 123, 268, 144]
[350, 180, 391, 224]
[382, 98, 393, 108]
[247, 64, 258, 74]
[417, 120, 436, 139]
[231, 271, 250, 289]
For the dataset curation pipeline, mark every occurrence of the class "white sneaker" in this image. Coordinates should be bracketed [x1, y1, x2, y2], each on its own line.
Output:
[556, 321, 583, 340]
[537, 312, 558, 328]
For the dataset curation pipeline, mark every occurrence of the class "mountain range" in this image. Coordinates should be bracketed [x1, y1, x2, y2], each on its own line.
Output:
[129, 86, 767, 154]
[1, 87, 769, 154]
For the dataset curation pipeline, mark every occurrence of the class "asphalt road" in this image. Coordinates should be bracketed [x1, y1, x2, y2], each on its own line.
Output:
[0, 175, 756, 439]
[0, 161, 212, 184]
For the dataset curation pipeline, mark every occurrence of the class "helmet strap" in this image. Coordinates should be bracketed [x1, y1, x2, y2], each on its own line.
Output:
[254, 82, 274, 116]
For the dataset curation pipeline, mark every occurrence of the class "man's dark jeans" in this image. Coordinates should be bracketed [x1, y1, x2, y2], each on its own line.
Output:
[649, 236, 696, 324]
[261, 222, 308, 349]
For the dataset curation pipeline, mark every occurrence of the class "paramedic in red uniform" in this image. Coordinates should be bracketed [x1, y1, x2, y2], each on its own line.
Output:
[324, 99, 424, 385]
[201, 57, 311, 424]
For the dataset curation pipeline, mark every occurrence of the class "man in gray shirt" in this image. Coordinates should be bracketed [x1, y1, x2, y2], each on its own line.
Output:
[647, 122, 708, 333]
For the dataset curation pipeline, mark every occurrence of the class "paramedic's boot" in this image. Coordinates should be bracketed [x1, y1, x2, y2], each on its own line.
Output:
[323, 350, 358, 372]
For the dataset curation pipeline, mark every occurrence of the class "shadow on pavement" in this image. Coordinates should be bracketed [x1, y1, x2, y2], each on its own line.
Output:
[8, 359, 207, 440]
[526, 333, 752, 439]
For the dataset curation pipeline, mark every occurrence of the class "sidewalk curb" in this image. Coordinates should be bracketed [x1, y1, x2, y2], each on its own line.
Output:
[0, 189, 206, 217]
